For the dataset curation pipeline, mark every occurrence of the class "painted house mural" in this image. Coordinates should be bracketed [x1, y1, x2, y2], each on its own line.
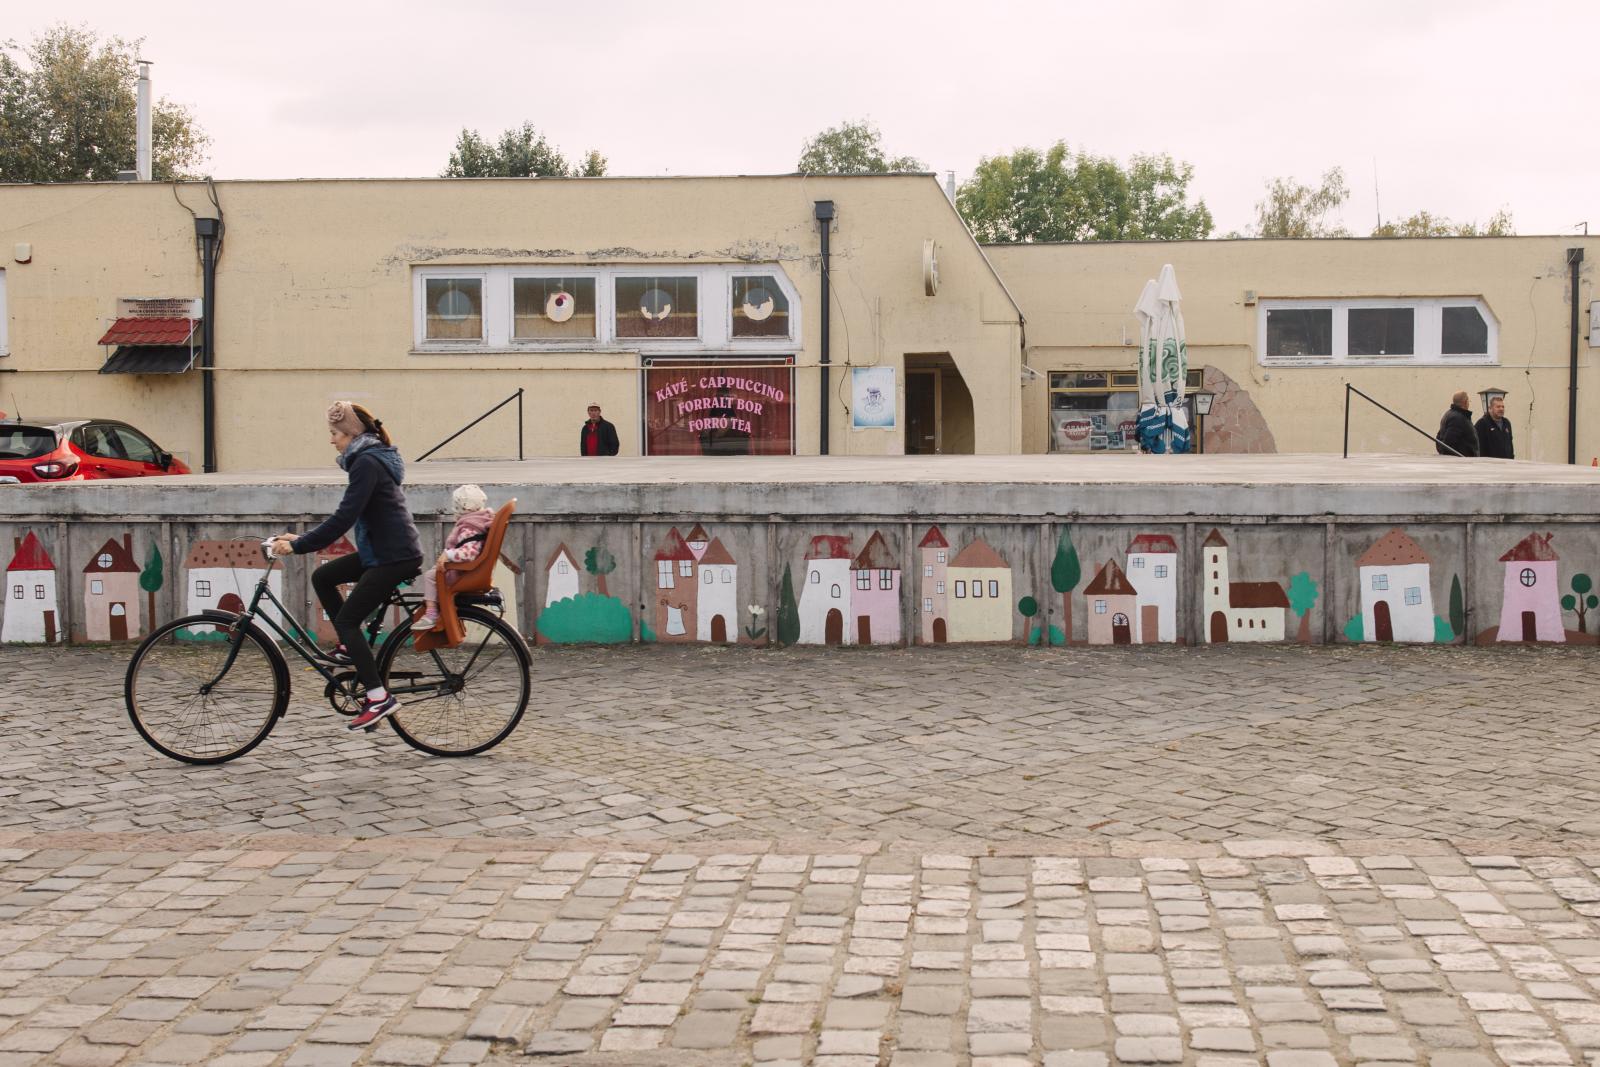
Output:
[946, 537, 1012, 642]
[919, 527, 951, 643]
[800, 535, 853, 644]
[3, 532, 60, 644]
[1354, 528, 1436, 643]
[185, 539, 287, 632]
[653, 527, 699, 642]
[544, 543, 581, 607]
[310, 538, 409, 644]
[1125, 532, 1178, 643]
[1495, 532, 1564, 643]
[696, 537, 737, 643]
[1083, 559, 1139, 645]
[536, 538, 633, 644]
[82, 533, 142, 641]
[1201, 529, 1289, 643]
[851, 532, 901, 645]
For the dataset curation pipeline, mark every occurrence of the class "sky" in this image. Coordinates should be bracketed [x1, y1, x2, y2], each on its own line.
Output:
[15, 0, 1599, 236]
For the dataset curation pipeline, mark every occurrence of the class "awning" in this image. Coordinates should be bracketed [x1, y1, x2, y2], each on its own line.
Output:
[99, 345, 200, 375]
[98, 317, 197, 346]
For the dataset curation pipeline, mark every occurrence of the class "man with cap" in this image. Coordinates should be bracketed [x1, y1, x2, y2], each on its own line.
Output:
[1475, 393, 1515, 459]
[579, 404, 620, 457]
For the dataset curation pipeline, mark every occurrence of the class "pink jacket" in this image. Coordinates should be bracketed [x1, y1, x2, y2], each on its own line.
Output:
[442, 508, 494, 585]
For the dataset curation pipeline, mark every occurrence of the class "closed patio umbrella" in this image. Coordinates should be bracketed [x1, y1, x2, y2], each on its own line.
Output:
[1134, 264, 1191, 454]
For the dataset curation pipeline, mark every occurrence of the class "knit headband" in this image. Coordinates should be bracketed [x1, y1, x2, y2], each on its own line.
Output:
[328, 401, 368, 439]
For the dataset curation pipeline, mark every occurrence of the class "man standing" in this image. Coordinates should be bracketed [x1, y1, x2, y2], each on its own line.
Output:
[580, 404, 620, 457]
[1436, 391, 1479, 457]
[1475, 393, 1515, 459]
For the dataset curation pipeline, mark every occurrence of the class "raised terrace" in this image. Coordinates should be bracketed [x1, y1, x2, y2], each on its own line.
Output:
[3, 454, 1598, 649]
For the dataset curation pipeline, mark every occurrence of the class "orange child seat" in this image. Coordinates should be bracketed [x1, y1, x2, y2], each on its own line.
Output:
[412, 498, 517, 652]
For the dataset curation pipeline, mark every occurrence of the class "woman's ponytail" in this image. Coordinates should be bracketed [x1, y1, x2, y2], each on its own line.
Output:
[351, 403, 392, 447]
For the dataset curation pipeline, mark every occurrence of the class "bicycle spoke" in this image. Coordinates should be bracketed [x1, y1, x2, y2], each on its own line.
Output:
[129, 621, 281, 763]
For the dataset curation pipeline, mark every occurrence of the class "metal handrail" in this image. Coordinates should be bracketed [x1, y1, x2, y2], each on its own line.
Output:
[1342, 383, 1464, 459]
[416, 388, 524, 462]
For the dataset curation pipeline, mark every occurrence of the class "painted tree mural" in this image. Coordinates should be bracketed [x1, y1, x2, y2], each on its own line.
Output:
[1287, 571, 1319, 644]
[1449, 574, 1466, 639]
[776, 563, 800, 646]
[139, 542, 164, 630]
[1050, 527, 1081, 645]
[1562, 573, 1597, 633]
[584, 546, 616, 597]
[1018, 596, 1039, 646]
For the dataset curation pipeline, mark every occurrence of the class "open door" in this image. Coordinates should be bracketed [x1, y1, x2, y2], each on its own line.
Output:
[905, 371, 940, 455]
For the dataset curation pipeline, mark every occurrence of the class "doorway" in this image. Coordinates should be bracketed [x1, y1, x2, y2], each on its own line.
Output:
[932, 618, 947, 643]
[825, 609, 844, 645]
[1521, 610, 1537, 642]
[1141, 605, 1158, 644]
[710, 615, 727, 643]
[1374, 601, 1394, 642]
[110, 603, 128, 641]
[857, 616, 872, 644]
[904, 354, 975, 455]
[1112, 613, 1132, 645]
[1209, 611, 1228, 643]
[905, 371, 940, 455]
[43, 610, 56, 644]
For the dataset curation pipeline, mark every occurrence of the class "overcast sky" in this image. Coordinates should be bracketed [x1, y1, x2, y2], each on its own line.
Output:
[19, 0, 1599, 236]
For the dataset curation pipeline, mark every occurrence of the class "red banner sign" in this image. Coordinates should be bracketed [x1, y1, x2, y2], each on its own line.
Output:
[645, 366, 794, 456]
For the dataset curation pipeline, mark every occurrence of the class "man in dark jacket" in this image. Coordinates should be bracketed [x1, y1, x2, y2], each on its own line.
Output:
[1475, 393, 1514, 459]
[1436, 391, 1479, 457]
[580, 404, 620, 457]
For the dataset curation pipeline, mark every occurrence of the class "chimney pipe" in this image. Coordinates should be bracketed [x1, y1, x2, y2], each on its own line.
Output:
[944, 170, 956, 204]
[136, 60, 153, 181]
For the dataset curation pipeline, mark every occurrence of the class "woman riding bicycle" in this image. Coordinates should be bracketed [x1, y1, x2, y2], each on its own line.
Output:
[271, 402, 422, 732]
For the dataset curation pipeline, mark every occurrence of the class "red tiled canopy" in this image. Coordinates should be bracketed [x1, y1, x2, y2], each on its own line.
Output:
[98, 317, 197, 346]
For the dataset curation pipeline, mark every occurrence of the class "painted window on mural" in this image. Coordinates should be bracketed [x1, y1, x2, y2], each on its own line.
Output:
[34, 584, 45, 599]
[1372, 575, 1389, 591]
[1094, 600, 1107, 614]
[678, 559, 693, 578]
[1260, 298, 1497, 366]
[10, 585, 20, 600]
[972, 583, 984, 599]
[937, 551, 947, 563]
[91, 580, 103, 595]
[731, 275, 791, 339]
[1520, 568, 1537, 587]
[657, 561, 674, 588]
[1405, 587, 1422, 605]
[988, 580, 999, 597]
[643, 364, 795, 456]
[1155, 565, 1168, 578]
[616, 277, 698, 339]
[923, 598, 933, 613]
[879, 569, 893, 589]
[830, 584, 841, 598]
[1049, 369, 1204, 454]
[513, 277, 596, 340]
[856, 572, 870, 590]
[195, 579, 211, 597]
[424, 278, 483, 341]
[955, 581, 966, 598]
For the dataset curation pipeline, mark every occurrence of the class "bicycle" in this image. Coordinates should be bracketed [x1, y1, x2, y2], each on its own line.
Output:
[125, 539, 531, 765]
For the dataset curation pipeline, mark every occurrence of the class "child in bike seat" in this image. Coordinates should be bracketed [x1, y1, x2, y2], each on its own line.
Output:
[415, 484, 494, 631]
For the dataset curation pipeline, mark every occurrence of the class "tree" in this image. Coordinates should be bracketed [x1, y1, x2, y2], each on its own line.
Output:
[138, 542, 163, 628]
[776, 563, 800, 646]
[1372, 209, 1514, 238]
[442, 121, 607, 178]
[1018, 596, 1039, 646]
[1241, 167, 1349, 238]
[0, 24, 209, 182]
[1050, 528, 1081, 645]
[1562, 573, 1597, 634]
[957, 142, 1212, 243]
[583, 546, 616, 597]
[796, 120, 924, 175]
[1449, 575, 1466, 638]
[1286, 571, 1319, 644]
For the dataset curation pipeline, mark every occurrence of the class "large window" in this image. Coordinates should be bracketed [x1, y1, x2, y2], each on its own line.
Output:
[731, 275, 790, 339]
[1259, 298, 1497, 365]
[643, 362, 794, 456]
[423, 277, 483, 342]
[616, 276, 699, 339]
[1048, 369, 1204, 454]
[513, 277, 596, 340]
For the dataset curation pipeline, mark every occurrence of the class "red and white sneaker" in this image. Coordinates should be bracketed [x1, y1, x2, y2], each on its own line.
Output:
[347, 693, 399, 732]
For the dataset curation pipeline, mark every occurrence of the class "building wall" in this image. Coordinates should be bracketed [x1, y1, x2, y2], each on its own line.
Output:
[0, 176, 1022, 469]
[987, 238, 1598, 463]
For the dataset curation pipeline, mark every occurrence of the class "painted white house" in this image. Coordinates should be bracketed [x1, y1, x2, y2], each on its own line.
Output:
[799, 535, 854, 645]
[696, 537, 738, 642]
[1496, 532, 1563, 643]
[184, 540, 287, 631]
[3, 532, 60, 644]
[1125, 532, 1178, 643]
[919, 526, 951, 644]
[947, 538, 1012, 642]
[1200, 529, 1288, 643]
[1356, 528, 1435, 643]
[544, 543, 581, 606]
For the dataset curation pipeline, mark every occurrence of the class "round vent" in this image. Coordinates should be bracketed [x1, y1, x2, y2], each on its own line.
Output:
[640, 288, 673, 321]
[545, 290, 576, 323]
[741, 285, 775, 322]
[922, 239, 940, 297]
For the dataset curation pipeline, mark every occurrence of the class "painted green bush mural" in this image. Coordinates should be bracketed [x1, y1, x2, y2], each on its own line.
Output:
[1287, 571, 1318, 643]
[536, 592, 632, 644]
[776, 563, 800, 646]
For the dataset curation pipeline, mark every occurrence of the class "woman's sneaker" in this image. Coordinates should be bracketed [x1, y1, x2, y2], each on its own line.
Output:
[347, 693, 398, 732]
[319, 644, 354, 666]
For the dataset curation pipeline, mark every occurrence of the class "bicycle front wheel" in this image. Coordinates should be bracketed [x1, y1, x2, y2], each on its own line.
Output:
[125, 616, 288, 765]
[379, 606, 531, 757]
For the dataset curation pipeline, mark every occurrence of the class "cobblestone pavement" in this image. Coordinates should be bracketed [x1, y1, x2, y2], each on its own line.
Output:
[4, 643, 1600, 1065]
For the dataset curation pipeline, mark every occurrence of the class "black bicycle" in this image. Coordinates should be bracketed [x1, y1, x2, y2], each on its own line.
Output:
[125, 540, 530, 764]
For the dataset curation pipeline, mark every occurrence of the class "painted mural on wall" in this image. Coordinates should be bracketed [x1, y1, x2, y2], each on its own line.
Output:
[916, 526, 1012, 643]
[1474, 532, 1597, 645]
[1344, 528, 1453, 643]
[182, 539, 288, 638]
[82, 534, 143, 642]
[1197, 529, 1320, 644]
[792, 530, 900, 646]
[3, 532, 61, 644]
[536, 540, 633, 644]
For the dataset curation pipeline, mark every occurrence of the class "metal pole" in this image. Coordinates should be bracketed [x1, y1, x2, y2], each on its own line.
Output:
[517, 387, 524, 461]
[814, 201, 835, 456]
[1346, 384, 1465, 457]
[1568, 248, 1585, 465]
[1343, 383, 1351, 459]
[196, 218, 219, 473]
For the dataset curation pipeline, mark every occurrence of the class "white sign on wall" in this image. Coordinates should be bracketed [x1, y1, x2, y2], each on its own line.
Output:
[117, 297, 202, 319]
[851, 367, 896, 430]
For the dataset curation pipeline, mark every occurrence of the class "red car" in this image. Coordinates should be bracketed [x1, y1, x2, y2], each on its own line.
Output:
[0, 417, 191, 484]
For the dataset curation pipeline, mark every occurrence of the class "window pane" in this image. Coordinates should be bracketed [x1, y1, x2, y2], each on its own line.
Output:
[1265, 308, 1332, 357]
[110, 426, 159, 463]
[643, 365, 794, 455]
[1049, 391, 1141, 453]
[513, 277, 596, 339]
[1048, 371, 1110, 390]
[425, 278, 483, 340]
[616, 276, 698, 338]
[1347, 307, 1414, 356]
[1442, 306, 1488, 354]
[731, 276, 791, 338]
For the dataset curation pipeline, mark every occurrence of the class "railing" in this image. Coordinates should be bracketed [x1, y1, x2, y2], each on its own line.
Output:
[1342, 383, 1463, 459]
[416, 388, 524, 462]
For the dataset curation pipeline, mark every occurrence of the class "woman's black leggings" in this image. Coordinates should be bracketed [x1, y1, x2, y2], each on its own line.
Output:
[311, 553, 422, 689]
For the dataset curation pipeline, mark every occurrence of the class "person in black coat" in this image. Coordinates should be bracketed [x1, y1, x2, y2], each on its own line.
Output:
[579, 404, 620, 456]
[1436, 391, 1479, 457]
[1475, 394, 1515, 459]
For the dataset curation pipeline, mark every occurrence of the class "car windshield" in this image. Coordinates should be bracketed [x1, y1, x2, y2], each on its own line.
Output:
[0, 427, 57, 460]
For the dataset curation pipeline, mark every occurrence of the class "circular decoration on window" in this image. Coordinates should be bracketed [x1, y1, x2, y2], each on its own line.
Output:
[640, 288, 673, 321]
[434, 287, 473, 321]
[545, 290, 576, 323]
[741, 286, 775, 322]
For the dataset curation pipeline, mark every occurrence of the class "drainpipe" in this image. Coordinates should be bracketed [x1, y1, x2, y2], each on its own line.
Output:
[1568, 247, 1585, 465]
[814, 200, 835, 456]
[196, 217, 220, 472]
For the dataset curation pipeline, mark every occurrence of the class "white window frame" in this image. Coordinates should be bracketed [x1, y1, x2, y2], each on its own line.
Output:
[1258, 297, 1498, 367]
[879, 570, 893, 590]
[923, 598, 933, 613]
[989, 580, 1000, 598]
[413, 270, 489, 348]
[678, 559, 693, 578]
[90, 579, 104, 595]
[1372, 574, 1389, 591]
[726, 271, 802, 348]
[507, 270, 604, 345]
[34, 584, 45, 599]
[1405, 587, 1423, 606]
[657, 560, 674, 589]
[856, 572, 871, 591]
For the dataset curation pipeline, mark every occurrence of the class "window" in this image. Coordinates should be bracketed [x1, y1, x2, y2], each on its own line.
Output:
[923, 598, 933, 613]
[721, 569, 732, 583]
[1155, 565, 1168, 579]
[424, 277, 483, 341]
[936, 580, 945, 594]
[936, 551, 947, 564]
[195, 579, 211, 597]
[988, 580, 999, 598]
[1260, 299, 1497, 366]
[731, 275, 791, 339]
[1095, 600, 1107, 614]
[1131, 558, 1145, 568]
[809, 570, 820, 584]
[34, 584, 44, 599]
[702, 570, 713, 585]
[856, 572, 871, 590]
[1049, 368, 1205, 453]
[657, 560, 674, 589]
[1372, 574, 1389, 591]
[830, 583, 841, 598]
[616, 276, 698, 339]
[955, 581, 967, 598]
[1248, 619, 1255, 629]
[1114, 613, 1129, 627]
[90, 580, 103, 595]
[678, 560, 693, 578]
[1520, 568, 1537, 588]
[513, 277, 596, 340]
[879, 570, 893, 590]
[10, 585, 20, 600]
[557, 560, 569, 574]
[96, 553, 113, 569]
[972, 582, 984, 599]
[1405, 587, 1423, 606]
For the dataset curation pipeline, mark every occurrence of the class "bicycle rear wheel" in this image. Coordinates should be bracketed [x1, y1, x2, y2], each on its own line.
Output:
[125, 616, 288, 765]
[379, 606, 530, 757]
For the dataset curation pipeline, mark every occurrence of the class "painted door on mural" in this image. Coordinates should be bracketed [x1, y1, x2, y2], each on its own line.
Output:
[933, 618, 947, 643]
[857, 616, 871, 644]
[1112, 613, 1132, 645]
[1210, 611, 1227, 643]
[710, 615, 727, 642]
[825, 609, 844, 645]
[43, 611, 56, 644]
[1141, 606, 1158, 644]
[220, 593, 245, 615]
[1522, 611, 1536, 642]
[1374, 601, 1393, 642]
[110, 603, 128, 641]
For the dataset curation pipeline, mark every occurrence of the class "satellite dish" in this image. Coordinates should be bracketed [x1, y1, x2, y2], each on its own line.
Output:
[922, 239, 940, 297]
[640, 287, 673, 321]
[741, 285, 775, 322]
[545, 290, 575, 323]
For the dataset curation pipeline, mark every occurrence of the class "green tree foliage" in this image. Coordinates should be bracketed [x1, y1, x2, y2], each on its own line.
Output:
[442, 121, 607, 178]
[776, 563, 800, 646]
[1449, 575, 1466, 638]
[583, 546, 616, 597]
[1049, 527, 1081, 644]
[1433, 615, 1454, 643]
[796, 119, 924, 175]
[1343, 614, 1364, 642]
[1018, 596, 1039, 646]
[1286, 571, 1319, 643]
[534, 592, 631, 644]
[1372, 208, 1514, 238]
[0, 24, 210, 182]
[1241, 167, 1349, 238]
[1561, 573, 1597, 633]
[139, 542, 163, 628]
[957, 142, 1212, 243]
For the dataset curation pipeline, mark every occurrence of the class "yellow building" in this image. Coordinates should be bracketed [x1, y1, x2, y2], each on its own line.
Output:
[0, 174, 1594, 469]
